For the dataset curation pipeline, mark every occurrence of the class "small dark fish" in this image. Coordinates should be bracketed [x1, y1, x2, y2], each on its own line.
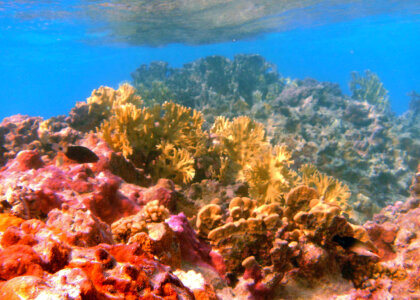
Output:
[53, 144, 99, 164]
[333, 235, 379, 258]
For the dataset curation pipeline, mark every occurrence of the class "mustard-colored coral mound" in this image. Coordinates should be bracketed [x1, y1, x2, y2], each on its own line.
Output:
[205, 189, 373, 282]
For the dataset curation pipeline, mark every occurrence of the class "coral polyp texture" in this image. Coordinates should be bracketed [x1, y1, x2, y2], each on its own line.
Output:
[1, 54, 420, 299]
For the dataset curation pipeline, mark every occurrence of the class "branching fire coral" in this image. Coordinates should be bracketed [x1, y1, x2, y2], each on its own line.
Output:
[67, 83, 144, 132]
[154, 142, 196, 184]
[100, 102, 154, 158]
[87, 83, 143, 120]
[210, 116, 268, 182]
[73, 85, 351, 210]
[209, 116, 297, 203]
[245, 145, 297, 204]
[81, 84, 207, 184]
[299, 164, 352, 215]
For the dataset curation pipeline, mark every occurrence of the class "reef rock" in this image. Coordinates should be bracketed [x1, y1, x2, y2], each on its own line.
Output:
[0, 114, 82, 167]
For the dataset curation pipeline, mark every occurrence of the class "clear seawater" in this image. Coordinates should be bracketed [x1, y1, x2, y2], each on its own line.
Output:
[0, 0, 419, 120]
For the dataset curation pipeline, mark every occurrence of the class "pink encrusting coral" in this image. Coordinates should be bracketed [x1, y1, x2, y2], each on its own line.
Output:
[0, 134, 145, 223]
[0, 124, 222, 298]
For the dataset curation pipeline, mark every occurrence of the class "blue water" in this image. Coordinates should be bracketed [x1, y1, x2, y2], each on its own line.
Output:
[0, 2, 419, 120]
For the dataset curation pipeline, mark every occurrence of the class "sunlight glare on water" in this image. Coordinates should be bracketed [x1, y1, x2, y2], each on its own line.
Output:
[3, 0, 419, 46]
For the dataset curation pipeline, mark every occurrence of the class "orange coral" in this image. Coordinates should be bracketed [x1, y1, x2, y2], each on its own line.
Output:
[0, 245, 44, 280]
[0, 213, 24, 232]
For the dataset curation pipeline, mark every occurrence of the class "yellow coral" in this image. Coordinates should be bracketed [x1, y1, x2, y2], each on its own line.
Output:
[157, 102, 206, 157]
[210, 116, 268, 182]
[245, 145, 297, 204]
[154, 142, 196, 184]
[252, 203, 283, 219]
[141, 200, 170, 223]
[100, 103, 155, 157]
[111, 213, 147, 243]
[299, 165, 351, 215]
[87, 83, 143, 117]
[209, 116, 299, 203]
[93, 87, 206, 184]
[196, 204, 223, 237]
[228, 197, 257, 221]
[299, 163, 318, 184]
[38, 119, 54, 144]
[284, 185, 319, 219]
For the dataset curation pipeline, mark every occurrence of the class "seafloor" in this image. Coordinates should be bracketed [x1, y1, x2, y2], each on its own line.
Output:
[0, 55, 419, 299]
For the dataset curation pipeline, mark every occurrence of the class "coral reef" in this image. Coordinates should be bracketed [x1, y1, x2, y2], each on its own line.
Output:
[356, 185, 420, 298]
[132, 55, 283, 121]
[0, 137, 220, 299]
[69, 84, 207, 185]
[268, 78, 413, 217]
[131, 55, 420, 219]
[201, 186, 379, 298]
[1, 54, 419, 299]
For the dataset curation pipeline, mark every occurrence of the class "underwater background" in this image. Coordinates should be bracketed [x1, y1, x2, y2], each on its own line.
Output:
[0, 1, 419, 119]
[0, 1, 419, 299]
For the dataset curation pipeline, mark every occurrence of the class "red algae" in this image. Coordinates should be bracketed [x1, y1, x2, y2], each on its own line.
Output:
[7, 150, 44, 172]
[0, 213, 24, 231]
[1, 226, 37, 248]
[84, 175, 135, 224]
[0, 245, 44, 280]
